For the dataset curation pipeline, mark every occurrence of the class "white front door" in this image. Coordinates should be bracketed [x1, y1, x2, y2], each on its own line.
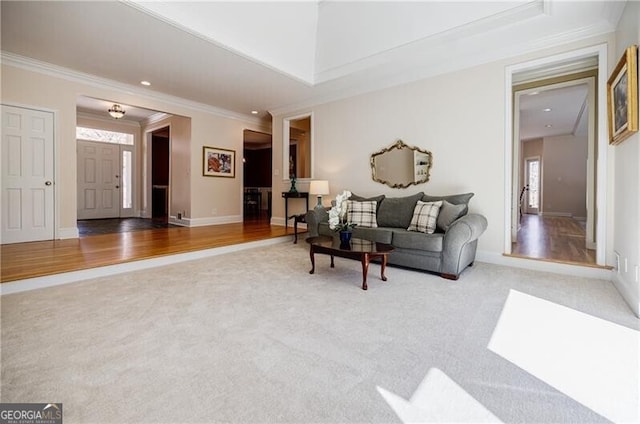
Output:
[524, 157, 540, 215]
[77, 140, 120, 219]
[1, 105, 55, 244]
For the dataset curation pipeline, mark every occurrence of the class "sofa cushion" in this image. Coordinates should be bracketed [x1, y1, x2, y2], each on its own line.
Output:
[350, 193, 385, 212]
[392, 229, 444, 252]
[436, 200, 467, 232]
[353, 227, 393, 244]
[422, 192, 474, 215]
[377, 192, 423, 228]
[346, 200, 377, 228]
[407, 200, 442, 234]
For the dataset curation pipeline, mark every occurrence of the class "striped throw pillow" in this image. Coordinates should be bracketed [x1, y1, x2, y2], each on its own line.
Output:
[347, 200, 378, 228]
[407, 201, 443, 234]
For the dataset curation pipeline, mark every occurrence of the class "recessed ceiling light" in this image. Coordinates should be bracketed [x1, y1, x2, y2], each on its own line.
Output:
[140, 81, 151, 86]
[545, 124, 553, 128]
[543, 108, 552, 112]
[251, 110, 259, 115]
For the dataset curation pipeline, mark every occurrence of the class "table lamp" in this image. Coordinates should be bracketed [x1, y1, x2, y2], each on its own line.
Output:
[309, 180, 330, 210]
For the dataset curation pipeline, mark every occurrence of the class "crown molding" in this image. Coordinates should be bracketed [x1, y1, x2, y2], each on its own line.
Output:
[1, 51, 263, 125]
[144, 112, 173, 127]
[76, 111, 142, 128]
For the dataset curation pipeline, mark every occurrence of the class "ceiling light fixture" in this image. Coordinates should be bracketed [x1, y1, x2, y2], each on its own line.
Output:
[251, 110, 259, 115]
[108, 104, 126, 119]
[140, 80, 151, 86]
[545, 124, 553, 128]
[543, 108, 552, 112]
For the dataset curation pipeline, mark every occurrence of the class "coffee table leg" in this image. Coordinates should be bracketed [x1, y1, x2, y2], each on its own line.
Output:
[381, 254, 388, 281]
[361, 253, 370, 290]
[309, 247, 315, 274]
[330, 255, 335, 268]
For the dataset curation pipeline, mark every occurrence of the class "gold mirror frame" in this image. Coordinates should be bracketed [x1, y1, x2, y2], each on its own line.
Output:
[370, 140, 433, 189]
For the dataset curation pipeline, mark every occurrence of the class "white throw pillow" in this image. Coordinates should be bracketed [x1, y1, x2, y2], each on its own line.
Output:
[407, 200, 442, 234]
[347, 200, 378, 228]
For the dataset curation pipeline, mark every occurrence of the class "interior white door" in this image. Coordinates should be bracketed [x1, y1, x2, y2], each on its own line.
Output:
[77, 140, 120, 219]
[1, 105, 55, 244]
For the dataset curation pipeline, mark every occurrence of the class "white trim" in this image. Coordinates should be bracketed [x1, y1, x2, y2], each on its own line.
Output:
[282, 112, 314, 181]
[541, 212, 572, 217]
[476, 250, 612, 281]
[612, 272, 640, 318]
[178, 215, 243, 227]
[76, 111, 142, 129]
[57, 227, 79, 239]
[0, 237, 292, 296]
[504, 43, 608, 266]
[1, 51, 262, 125]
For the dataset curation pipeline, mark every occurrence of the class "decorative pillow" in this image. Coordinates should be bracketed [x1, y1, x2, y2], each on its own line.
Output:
[350, 193, 386, 212]
[436, 200, 467, 232]
[377, 192, 424, 228]
[422, 192, 474, 215]
[347, 200, 378, 228]
[407, 201, 443, 234]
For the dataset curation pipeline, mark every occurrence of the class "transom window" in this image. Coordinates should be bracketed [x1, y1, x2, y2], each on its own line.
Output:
[76, 127, 134, 145]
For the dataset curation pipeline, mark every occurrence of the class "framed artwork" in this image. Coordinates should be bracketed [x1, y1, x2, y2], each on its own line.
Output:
[203, 146, 235, 177]
[607, 45, 638, 145]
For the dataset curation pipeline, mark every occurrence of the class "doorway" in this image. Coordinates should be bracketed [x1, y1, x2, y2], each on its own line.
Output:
[151, 126, 170, 221]
[1, 105, 55, 244]
[505, 44, 607, 266]
[524, 157, 540, 215]
[243, 129, 272, 222]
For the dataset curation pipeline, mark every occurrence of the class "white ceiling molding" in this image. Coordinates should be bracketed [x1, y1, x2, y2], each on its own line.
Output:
[125, 0, 319, 85]
[76, 111, 142, 129]
[1, 51, 264, 125]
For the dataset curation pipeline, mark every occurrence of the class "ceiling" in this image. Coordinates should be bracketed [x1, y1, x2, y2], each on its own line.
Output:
[519, 84, 589, 140]
[1, 1, 625, 126]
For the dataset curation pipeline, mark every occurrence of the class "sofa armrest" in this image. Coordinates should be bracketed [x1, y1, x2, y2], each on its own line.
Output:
[441, 213, 488, 278]
[305, 207, 329, 238]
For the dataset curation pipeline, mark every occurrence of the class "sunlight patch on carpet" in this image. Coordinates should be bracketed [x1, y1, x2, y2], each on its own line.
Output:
[377, 368, 502, 423]
[488, 289, 640, 423]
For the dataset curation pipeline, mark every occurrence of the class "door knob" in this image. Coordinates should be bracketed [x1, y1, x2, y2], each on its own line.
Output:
[115, 185, 120, 189]
[45, 181, 52, 186]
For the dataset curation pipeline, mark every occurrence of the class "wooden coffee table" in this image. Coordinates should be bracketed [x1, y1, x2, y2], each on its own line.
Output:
[306, 236, 395, 290]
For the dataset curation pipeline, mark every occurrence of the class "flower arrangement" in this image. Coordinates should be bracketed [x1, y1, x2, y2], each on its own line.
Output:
[328, 190, 357, 232]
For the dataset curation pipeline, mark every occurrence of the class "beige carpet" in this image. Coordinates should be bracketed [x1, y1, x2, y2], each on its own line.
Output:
[1, 241, 637, 423]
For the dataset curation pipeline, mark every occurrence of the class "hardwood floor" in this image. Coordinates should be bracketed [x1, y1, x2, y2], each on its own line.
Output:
[511, 214, 597, 266]
[1, 219, 296, 283]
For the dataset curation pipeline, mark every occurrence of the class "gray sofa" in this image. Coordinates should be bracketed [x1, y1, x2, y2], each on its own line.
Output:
[305, 192, 487, 280]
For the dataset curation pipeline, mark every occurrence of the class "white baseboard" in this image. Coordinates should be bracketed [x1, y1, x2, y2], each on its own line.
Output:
[612, 272, 640, 318]
[57, 226, 79, 239]
[270, 217, 287, 227]
[170, 215, 242, 227]
[541, 212, 572, 217]
[476, 250, 612, 280]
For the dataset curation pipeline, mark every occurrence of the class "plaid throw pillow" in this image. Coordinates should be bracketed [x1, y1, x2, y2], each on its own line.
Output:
[407, 200, 443, 234]
[347, 200, 378, 228]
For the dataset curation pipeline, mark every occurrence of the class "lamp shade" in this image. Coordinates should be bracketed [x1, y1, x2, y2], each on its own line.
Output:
[309, 180, 329, 196]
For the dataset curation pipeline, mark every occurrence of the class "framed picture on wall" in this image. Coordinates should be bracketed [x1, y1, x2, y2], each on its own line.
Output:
[203, 146, 235, 177]
[607, 45, 638, 145]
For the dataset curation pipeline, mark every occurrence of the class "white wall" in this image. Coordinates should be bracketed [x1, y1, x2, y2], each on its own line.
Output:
[542, 134, 588, 218]
[272, 34, 615, 258]
[612, 0, 640, 316]
[1, 63, 270, 234]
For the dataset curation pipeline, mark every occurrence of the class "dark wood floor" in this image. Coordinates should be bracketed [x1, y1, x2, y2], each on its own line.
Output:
[511, 214, 597, 266]
[1, 214, 296, 283]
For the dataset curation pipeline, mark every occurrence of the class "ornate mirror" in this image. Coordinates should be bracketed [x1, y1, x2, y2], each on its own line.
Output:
[370, 140, 432, 189]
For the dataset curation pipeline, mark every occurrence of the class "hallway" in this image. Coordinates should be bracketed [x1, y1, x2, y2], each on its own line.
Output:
[511, 214, 596, 265]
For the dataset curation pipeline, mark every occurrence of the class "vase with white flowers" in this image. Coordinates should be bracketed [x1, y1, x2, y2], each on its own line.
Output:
[328, 190, 356, 244]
